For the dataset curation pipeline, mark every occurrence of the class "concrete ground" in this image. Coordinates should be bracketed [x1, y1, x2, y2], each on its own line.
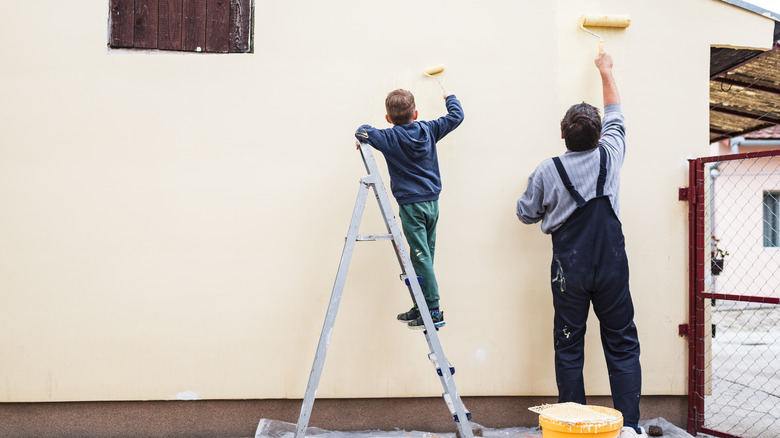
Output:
[704, 301, 780, 438]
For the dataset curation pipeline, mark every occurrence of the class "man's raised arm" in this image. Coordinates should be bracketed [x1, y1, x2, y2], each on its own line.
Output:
[595, 52, 620, 106]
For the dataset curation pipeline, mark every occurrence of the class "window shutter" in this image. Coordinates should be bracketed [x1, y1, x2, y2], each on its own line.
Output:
[205, 0, 229, 53]
[229, 0, 251, 53]
[134, 0, 159, 49]
[109, 0, 252, 53]
[159, 0, 183, 50]
[183, 0, 206, 51]
[110, 0, 134, 48]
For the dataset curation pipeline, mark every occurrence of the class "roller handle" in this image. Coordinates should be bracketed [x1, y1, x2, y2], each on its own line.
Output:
[425, 72, 447, 94]
[599, 40, 605, 54]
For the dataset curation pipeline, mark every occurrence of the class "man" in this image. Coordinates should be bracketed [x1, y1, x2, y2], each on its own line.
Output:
[516, 51, 645, 438]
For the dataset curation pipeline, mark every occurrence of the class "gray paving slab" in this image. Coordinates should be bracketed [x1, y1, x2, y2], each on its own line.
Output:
[705, 302, 780, 437]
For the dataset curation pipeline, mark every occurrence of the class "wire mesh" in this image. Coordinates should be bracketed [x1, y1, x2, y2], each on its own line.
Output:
[694, 153, 780, 437]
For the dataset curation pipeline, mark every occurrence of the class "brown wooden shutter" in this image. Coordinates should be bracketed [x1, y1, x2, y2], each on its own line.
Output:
[109, 0, 252, 53]
[159, 0, 183, 50]
[134, 0, 159, 49]
[205, 0, 229, 53]
[183, 0, 207, 51]
[110, 0, 134, 48]
[229, 0, 251, 53]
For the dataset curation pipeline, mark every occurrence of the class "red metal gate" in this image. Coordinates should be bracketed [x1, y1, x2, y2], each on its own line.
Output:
[685, 150, 780, 438]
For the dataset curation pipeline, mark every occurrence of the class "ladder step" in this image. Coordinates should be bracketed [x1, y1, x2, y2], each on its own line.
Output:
[401, 274, 423, 286]
[356, 234, 393, 241]
[429, 353, 455, 376]
[443, 393, 472, 422]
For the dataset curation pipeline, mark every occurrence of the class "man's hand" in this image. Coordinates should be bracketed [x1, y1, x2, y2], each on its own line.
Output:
[355, 139, 360, 150]
[595, 52, 613, 74]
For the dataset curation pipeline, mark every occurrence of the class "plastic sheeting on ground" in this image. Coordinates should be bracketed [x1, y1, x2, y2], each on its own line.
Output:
[255, 417, 694, 438]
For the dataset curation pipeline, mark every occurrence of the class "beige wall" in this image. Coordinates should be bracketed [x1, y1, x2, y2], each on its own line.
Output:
[0, 1, 773, 402]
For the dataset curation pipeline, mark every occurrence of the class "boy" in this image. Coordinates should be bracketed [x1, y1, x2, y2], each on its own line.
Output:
[355, 89, 464, 329]
[515, 52, 645, 438]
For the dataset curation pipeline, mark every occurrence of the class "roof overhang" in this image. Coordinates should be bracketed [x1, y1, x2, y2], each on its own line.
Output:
[718, 0, 780, 21]
[709, 45, 780, 143]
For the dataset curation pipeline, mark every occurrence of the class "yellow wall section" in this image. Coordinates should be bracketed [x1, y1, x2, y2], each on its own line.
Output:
[0, 1, 773, 402]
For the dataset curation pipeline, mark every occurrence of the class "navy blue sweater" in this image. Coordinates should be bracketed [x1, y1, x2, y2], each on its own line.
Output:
[355, 95, 464, 205]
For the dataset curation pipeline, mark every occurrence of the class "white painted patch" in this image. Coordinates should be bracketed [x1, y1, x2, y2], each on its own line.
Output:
[176, 390, 199, 400]
[475, 348, 486, 361]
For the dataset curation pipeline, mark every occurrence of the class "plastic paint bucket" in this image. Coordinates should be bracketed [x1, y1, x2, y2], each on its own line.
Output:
[538, 405, 622, 438]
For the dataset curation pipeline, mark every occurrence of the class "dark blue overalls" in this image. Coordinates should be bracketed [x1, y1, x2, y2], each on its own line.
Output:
[550, 147, 642, 425]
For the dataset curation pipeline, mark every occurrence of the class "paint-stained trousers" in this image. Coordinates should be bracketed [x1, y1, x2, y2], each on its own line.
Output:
[399, 200, 440, 310]
[550, 196, 642, 425]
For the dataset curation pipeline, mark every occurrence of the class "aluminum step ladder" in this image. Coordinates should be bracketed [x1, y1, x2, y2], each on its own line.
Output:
[293, 142, 474, 438]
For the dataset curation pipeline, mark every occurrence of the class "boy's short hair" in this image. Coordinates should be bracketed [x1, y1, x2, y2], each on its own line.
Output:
[560, 103, 602, 152]
[385, 89, 416, 125]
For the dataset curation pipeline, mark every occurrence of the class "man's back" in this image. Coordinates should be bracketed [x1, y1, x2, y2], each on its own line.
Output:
[516, 103, 625, 234]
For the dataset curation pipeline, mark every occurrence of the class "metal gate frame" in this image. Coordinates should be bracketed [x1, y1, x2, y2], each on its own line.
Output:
[684, 149, 780, 438]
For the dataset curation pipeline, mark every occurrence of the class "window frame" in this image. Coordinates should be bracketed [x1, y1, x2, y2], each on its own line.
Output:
[762, 190, 780, 248]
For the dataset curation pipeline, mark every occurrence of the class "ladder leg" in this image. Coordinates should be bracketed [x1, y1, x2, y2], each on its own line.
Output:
[294, 182, 370, 438]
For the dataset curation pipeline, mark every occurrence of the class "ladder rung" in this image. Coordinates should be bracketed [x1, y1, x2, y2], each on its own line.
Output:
[356, 234, 393, 241]
[429, 353, 455, 376]
[400, 274, 423, 286]
[443, 393, 472, 422]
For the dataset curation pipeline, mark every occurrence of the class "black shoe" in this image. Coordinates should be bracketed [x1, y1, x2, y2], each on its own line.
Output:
[397, 306, 421, 322]
[408, 310, 445, 330]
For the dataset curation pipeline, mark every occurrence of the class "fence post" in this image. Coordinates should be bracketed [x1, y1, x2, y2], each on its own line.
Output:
[687, 158, 707, 435]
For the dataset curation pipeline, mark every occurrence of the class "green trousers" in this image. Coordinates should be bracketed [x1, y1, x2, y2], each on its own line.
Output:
[398, 200, 440, 310]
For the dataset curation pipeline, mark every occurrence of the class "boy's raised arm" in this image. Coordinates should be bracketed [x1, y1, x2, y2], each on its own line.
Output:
[429, 95, 464, 141]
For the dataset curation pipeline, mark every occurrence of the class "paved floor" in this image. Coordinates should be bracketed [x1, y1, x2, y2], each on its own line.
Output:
[705, 301, 780, 438]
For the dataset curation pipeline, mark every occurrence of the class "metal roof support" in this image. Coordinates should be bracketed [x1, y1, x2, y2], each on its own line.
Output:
[729, 136, 780, 154]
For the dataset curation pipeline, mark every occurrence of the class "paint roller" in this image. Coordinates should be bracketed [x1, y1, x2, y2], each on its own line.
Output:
[579, 15, 631, 53]
[424, 64, 447, 93]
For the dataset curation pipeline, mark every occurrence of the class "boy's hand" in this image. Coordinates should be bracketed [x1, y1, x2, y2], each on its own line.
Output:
[355, 139, 360, 150]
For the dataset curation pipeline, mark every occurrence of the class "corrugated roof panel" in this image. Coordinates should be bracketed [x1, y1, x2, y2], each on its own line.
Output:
[710, 109, 767, 133]
[710, 84, 780, 116]
[710, 47, 780, 142]
[724, 50, 780, 87]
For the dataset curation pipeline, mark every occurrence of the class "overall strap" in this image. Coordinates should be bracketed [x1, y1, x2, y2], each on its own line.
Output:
[552, 157, 586, 208]
[597, 146, 608, 197]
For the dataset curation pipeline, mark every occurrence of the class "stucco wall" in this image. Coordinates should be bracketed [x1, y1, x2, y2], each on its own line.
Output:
[0, 1, 774, 402]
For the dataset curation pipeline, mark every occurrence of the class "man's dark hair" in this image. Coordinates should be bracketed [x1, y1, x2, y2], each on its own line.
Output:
[385, 89, 416, 125]
[560, 103, 602, 152]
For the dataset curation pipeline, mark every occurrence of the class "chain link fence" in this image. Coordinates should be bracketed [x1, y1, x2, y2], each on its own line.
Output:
[687, 150, 780, 438]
